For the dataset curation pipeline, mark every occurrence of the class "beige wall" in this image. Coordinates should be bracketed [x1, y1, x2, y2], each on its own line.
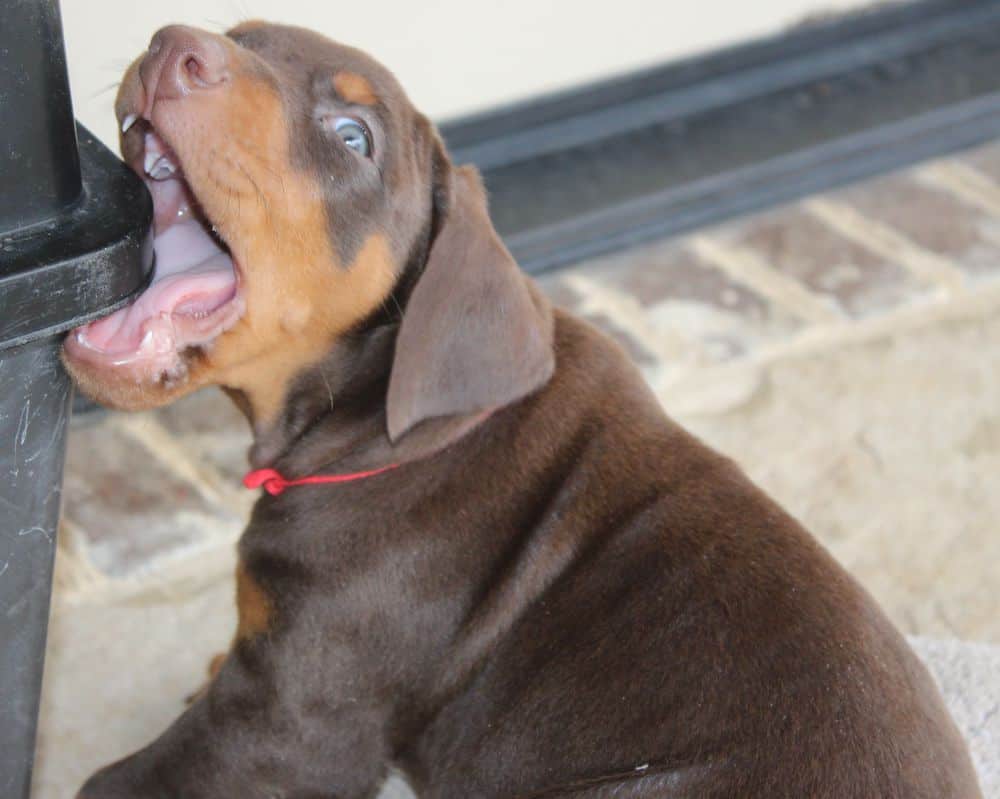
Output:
[63, 0, 867, 153]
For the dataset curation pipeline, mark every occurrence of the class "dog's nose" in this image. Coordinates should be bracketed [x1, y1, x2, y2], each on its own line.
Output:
[140, 26, 228, 109]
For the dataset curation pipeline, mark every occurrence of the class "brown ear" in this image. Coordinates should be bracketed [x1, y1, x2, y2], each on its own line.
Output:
[386, 165, 554, 442]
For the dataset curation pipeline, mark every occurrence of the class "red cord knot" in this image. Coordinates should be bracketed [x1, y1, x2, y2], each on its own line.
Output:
[242, 468, 288, 495]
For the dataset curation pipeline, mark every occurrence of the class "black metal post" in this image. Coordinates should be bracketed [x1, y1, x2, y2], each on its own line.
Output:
[0, 4, 80, 796]
[0, 1, 81, 230]
[0, 3, 153, 796]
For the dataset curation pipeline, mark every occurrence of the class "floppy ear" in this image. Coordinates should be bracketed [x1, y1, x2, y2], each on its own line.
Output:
[385, 164, 554, 442]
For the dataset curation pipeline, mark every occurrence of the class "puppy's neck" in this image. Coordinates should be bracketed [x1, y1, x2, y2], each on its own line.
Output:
[233, 320, 395, 470]
[233, 319, 487, 479]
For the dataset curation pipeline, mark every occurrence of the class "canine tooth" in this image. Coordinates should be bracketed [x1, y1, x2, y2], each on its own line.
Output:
[144, 150, 158, 175]
[121, 113, 138, 133]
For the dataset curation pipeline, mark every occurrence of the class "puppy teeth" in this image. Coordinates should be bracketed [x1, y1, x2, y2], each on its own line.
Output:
[148, 158, 177, 180]
[144, 130, 162, 154]
[144, 153, 177, 180]
[121, 113, 138, 134]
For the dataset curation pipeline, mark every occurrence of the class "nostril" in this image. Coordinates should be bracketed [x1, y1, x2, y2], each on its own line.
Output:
[184, 55, 205, 84]
[181, 51, 226, 89]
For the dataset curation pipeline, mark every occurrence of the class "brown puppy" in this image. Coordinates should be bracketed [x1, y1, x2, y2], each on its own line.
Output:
[65, 22, 982, 799]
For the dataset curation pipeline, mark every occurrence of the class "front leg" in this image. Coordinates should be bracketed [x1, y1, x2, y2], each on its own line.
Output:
[78, 639, 391, 799]
[79, 557, 392, 799]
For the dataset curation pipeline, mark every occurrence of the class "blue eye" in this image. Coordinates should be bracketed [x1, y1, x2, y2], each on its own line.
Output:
[333, 117, 372, 157]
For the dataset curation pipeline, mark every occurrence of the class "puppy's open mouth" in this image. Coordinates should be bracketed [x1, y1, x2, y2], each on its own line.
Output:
[67, 125, 243, 376]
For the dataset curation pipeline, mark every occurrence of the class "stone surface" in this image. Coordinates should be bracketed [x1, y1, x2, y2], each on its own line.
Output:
[153, 387, 253, 485]
[911, 637, 1000, 796]
[679, 312, 1000, 644]
[830, 171, 1000, 282]
[958, 144, 1000, 182]
[62, 418, 243, 579]
[539, 239, 805, 399]
[722, 206, 928, 318]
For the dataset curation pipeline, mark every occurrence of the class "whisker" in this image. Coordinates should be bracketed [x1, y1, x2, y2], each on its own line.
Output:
[235, 161, 271, 220]
[207, 148, 238, 224]
[91, 80, 122, 99]
[319, 367, 336, 411]
[238, 146, 285, 186]
[101, 59, 134, 72]
[219, 152, 258, 196]
[204, 18, 232, 33]
[229, 146, 289, 220]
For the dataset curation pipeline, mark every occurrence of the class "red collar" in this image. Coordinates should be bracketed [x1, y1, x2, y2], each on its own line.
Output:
[243, 463, 400, 496]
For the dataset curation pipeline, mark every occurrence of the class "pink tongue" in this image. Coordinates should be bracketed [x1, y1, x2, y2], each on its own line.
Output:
[82, 219, 236, 354]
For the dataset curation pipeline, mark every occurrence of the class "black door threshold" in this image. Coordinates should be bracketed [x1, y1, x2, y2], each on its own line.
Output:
[440, 0, 1000, 275]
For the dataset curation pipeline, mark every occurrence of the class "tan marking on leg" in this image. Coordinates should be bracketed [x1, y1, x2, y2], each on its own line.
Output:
[185, 651, 229, 705]
[208, 652, 227, 678]
[333, 71, 378, 105]
[236, 560, 272, 639]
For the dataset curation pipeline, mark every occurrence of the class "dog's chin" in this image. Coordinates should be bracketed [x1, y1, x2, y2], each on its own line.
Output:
[62, 124, 245, 407]
[61, 348, 201, 411]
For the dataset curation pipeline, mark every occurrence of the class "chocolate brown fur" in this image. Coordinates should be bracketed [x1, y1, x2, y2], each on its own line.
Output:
[73, 22, 981, 799]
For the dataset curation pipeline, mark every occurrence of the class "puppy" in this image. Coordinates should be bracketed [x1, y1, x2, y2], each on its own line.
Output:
[65, 21, 982, 799]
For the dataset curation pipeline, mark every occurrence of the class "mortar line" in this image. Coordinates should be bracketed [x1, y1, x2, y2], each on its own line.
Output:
[914, 160, 1000, 219]
[561, 272, 707, 369]
[59, 514, 99, 561]
[55, 533, 241, 608]
[804, 197, 966, 293]
[687, 235, 843, 325]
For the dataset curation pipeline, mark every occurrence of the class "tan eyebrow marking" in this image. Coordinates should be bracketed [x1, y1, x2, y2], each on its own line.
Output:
[333, 71, 378, 106]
